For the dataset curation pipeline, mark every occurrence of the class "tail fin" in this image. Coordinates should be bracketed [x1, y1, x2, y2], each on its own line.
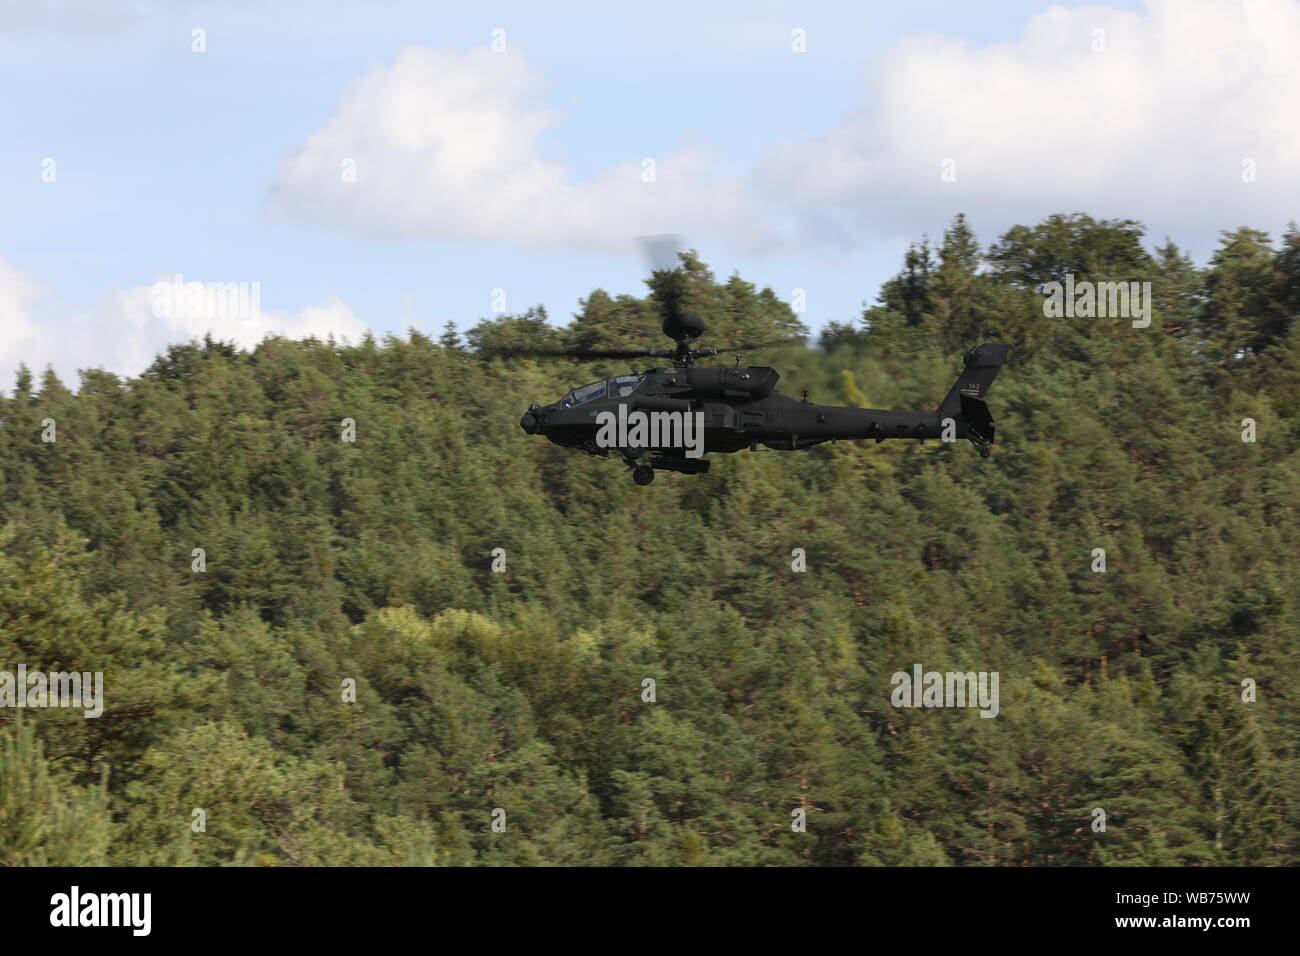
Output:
[937, 343, 1010, 419]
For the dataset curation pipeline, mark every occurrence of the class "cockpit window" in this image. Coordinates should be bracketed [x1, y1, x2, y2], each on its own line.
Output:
[609, 375, 643, 397]
[563, 380, 607, 407]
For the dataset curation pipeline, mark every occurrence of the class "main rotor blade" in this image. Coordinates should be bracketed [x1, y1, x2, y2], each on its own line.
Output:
[637, 234, 684, 274]
[704, 338, 803, 354]
[637, 234, 692, 336]
[478, 338, 799, 361]
[477, 347, 672, 360]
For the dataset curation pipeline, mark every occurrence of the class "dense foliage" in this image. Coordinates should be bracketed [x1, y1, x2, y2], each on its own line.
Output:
[1, 213, 1296, 866]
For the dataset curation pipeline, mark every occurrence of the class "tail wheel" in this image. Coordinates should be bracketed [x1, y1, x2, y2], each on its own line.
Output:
[632, 465, 655, 485]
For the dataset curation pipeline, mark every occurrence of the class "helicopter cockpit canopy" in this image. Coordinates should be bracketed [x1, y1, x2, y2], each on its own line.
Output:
[608, 375, 643, 397]
[560, 375, 643, 408]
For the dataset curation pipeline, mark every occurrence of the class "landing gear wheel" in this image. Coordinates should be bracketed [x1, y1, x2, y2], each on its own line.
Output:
[622, 446, 646, 461]
[978, 446, 990, 458]
[632, 465, 655, 485]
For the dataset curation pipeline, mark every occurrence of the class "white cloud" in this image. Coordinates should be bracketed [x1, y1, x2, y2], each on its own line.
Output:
[0, 0, 136, 33]
[756, 0, 1300, 246]
[0, 256, 367, 393]
[271, 7, 1300, 255]
[270, 46, 769, 250]
[0, 257, 46, 376]
[0, 0, 47, 31]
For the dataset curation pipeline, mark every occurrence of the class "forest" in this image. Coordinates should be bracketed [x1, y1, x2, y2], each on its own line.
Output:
[0, 212, 1296, 866]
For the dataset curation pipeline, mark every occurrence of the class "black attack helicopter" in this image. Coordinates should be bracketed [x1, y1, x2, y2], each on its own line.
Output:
[515, 252, 1010, 485]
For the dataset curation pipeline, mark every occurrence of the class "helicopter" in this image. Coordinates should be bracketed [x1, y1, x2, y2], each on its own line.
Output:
[515, 255, 1011, 485]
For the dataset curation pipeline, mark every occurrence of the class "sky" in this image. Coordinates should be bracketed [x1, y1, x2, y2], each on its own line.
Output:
[2, 0, 1299, 389]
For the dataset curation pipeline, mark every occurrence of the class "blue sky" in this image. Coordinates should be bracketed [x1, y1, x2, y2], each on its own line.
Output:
[4, 0, 1296, 388]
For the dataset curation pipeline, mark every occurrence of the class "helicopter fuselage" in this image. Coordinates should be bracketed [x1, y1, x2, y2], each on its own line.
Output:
[519, 362, 986, 479]
[511, 240, 1009, 485]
